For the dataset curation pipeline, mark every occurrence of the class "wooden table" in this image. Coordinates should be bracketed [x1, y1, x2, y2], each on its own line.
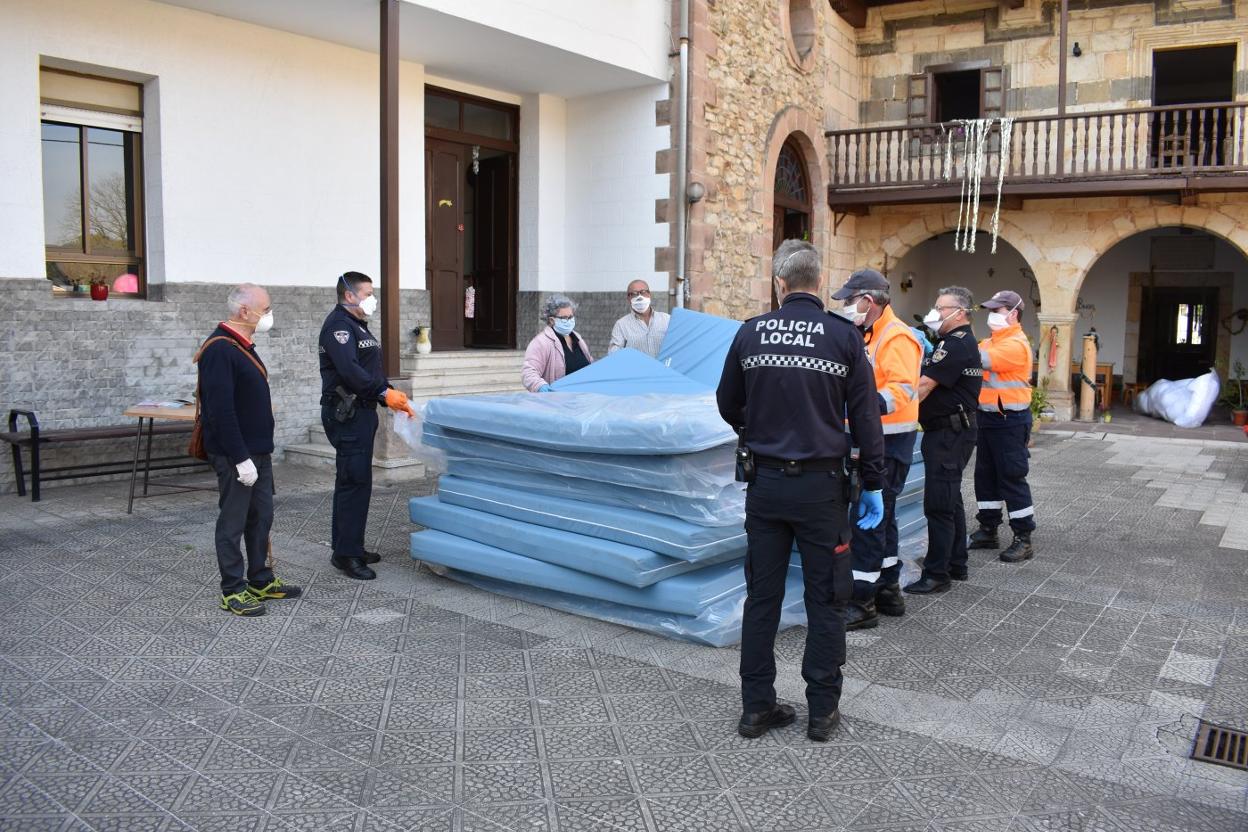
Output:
[123, 404, 202, 514]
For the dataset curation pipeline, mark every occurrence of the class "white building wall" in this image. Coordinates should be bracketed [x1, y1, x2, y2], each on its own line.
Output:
[0, 0, 429, 289]
[518, 94, 568, 293]
[565, 84, 670, 294]
[410, 0, 670, 82]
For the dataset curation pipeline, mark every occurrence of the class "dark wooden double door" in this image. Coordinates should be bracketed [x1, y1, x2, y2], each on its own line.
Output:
[1139, 287, 1218, 382]
[426, 139, 517, 350]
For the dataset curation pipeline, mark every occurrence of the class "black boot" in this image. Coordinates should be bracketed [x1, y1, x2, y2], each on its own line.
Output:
[737, 703, 795, 739]
[874, 584, 905, 617]
[998, 532, 1034, 563]
[967, 525, 999, 550]
[845, 600, 879, 631]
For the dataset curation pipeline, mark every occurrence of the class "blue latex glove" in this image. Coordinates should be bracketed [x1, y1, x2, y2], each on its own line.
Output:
[911, 326, 934, 357]
[856, 489, 884, 530]
[537, 384, 553, 393]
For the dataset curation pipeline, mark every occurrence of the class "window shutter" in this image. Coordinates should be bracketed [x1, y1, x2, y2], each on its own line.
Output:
[980, 67, 1005, 119]
[908, 73, 933, 155]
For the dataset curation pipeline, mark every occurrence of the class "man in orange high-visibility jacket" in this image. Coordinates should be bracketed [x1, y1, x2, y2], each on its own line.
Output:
[969, 290, 1036, 563]
[831, 269, 924, 630]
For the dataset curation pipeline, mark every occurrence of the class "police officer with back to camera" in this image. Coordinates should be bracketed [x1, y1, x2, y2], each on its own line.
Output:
[717, 239, 886, 743]
[319, 271, 416, 580]
[904, 285, 983, 594]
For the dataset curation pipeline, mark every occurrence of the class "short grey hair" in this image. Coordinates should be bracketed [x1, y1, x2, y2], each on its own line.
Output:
[863, 289, 891, 306]
[227, 283, 261, 316]
[542, 294, 576, 321]
[937, 285, 973, 311]
[772, 239, 820, 291]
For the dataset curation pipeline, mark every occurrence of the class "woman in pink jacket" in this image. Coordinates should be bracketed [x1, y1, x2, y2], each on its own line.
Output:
[522, 295, 594, 392]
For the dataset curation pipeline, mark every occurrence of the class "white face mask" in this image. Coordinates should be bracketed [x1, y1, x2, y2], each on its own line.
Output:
[987, 301, 1021, 332]
[255, 311, 274, 333]
[358, 294, 378, 317]
[553, 317, 576, 335]
[923, 306, 958, 333]
[833, 300, 867, 327]
[630, 295, 651, 314]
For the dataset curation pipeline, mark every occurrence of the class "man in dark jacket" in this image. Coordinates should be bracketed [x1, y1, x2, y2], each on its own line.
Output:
[198, 283, 301, 616]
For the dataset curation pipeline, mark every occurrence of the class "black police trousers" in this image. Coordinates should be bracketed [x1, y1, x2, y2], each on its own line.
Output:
[208, 453, 274, 595]
[920, 426, 976, 582]
[321, 404, 379, 559]
[974, 412, 1036, 534]
[850, 431, 916, 601]
[740, 467, 851, 718]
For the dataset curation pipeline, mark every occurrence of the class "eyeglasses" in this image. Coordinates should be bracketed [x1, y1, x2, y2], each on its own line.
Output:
[934, 304, 965, 312]
[553, 313, 574, 320]
[627, 290, 651, 298]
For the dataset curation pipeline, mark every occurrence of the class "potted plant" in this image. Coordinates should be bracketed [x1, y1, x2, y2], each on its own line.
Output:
[1227, 360, 1247, 426]
[412, 325, 432, 355]
[89, 275, 109, 301]
[1030, 376, 1054, 423]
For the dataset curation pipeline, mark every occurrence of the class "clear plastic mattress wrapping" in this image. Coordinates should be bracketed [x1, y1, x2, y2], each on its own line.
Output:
[400, 309, 927, 646]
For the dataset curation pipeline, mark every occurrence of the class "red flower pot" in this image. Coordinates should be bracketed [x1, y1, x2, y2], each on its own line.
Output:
[90, 284, 108, 301]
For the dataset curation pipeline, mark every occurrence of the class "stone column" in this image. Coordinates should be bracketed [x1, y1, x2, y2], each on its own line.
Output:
[1035, 312, 1078, 421]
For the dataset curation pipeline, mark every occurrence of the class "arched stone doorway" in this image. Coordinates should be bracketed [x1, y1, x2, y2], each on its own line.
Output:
[771, 137, 812, 309]
[1076, 227, 1248, 411]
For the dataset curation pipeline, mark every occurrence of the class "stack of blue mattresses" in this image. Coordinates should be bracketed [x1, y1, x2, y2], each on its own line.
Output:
[409, 308, 926, 646]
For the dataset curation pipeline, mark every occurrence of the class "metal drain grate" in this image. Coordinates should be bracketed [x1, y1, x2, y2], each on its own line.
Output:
[1190, 721, 1248, 771]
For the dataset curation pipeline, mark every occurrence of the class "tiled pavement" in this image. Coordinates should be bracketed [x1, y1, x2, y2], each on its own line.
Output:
[1, 429, 1246, 831]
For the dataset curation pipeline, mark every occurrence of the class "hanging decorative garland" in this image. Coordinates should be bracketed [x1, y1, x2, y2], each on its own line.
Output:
[942, 117, 1015, 255]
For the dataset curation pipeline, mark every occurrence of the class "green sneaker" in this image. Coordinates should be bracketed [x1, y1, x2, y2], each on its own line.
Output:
[247, 578, 303, 601]
[221, 591, 265, 617]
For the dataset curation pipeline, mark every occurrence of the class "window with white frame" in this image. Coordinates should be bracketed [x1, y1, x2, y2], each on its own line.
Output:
[39, 68, 146, 297]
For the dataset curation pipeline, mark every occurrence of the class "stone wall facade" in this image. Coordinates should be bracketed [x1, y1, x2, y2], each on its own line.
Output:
[0, 279, 430, 494]
[656, 0, 860, 321]
[854, 191, 1248, 417]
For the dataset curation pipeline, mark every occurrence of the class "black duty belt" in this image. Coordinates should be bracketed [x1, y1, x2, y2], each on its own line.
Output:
[753, 456, 844, 474]
[320, 393, 378, 409]
[921, 412, 976, 433]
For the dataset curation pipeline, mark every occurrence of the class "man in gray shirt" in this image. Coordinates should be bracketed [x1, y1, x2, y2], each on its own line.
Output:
[608, 279, 671, 358]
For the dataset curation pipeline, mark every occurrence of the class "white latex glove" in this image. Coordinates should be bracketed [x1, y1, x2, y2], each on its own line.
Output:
[235, 458, 258, 487]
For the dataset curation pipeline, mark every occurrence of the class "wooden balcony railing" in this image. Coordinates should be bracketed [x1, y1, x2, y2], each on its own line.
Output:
[826, 102, 1248, 204]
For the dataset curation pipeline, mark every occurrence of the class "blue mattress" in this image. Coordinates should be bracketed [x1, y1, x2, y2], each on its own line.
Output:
[656, 307, 743, 390]
[550, 349, 710, 395]
[410, 529, 746, 616]
[422, 423, 734, 499]
[422, 390, 733, 456]
[444, 459, 745, 527]
[409, 496, 742, 587]
[435, 476, 746, 562]
[439, 564, 807, 648]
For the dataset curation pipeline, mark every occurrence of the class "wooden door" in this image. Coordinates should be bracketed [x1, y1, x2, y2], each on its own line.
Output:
[1140, 287, 1218, 382]
[467, 153, 516, 347]
[426, 140, 465, 350]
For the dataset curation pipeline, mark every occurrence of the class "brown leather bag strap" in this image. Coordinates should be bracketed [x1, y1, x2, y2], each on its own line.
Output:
[194, 335, 268, 379]
[192, 335, 268, 418]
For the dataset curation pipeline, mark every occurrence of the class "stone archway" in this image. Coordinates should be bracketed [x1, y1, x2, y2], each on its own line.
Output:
[756, 107, 828, 311]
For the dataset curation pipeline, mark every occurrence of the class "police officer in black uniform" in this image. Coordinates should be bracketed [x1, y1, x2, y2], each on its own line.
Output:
[717, 239, 887, 743]
[904, 285, 983, 594]
[318, 271, 416, 580]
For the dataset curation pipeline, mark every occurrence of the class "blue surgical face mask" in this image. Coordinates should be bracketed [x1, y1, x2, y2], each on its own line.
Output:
[553, 317, 576, 336]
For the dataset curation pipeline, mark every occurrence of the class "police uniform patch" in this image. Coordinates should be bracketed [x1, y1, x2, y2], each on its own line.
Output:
[951, 331, 967, 339]
[932, 347, 947, 363]
[334, 330, 350, 344]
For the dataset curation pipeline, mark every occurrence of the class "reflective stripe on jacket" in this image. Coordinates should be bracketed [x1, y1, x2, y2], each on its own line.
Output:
[978, 324, 1033, 412]
[865, 305, 922, 434]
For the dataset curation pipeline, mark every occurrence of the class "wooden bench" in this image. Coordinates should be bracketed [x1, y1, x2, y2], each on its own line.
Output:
[3, 409, 199, 503]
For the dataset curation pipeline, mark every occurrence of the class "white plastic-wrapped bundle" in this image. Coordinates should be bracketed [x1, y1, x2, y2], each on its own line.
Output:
[1133, 370, 1220, 428]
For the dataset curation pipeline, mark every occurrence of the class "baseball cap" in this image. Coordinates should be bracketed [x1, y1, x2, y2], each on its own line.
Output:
[830, 268, 890, 301]
[981, 290, 1024, 311]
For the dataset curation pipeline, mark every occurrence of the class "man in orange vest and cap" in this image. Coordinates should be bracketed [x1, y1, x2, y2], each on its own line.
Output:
[831, 269, 924, 629]
[969, 290, 1036, 563]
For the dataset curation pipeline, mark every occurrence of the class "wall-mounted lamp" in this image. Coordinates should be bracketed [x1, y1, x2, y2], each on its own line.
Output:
[1072, 42, 1082, 58]
[686, 181, 705, 204]
[900, 271, 915, 292]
